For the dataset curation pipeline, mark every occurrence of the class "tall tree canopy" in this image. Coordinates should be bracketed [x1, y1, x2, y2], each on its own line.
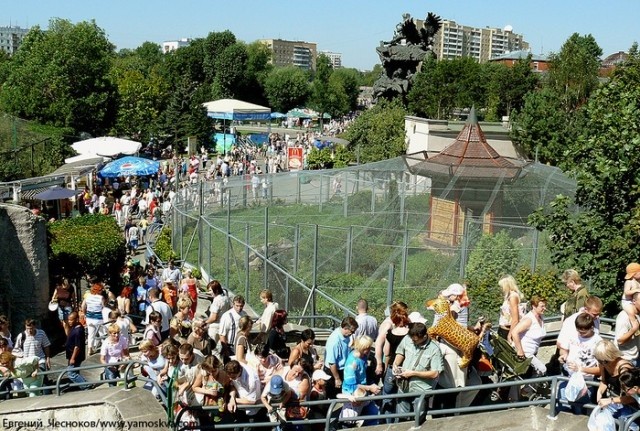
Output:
[264, 66, 310, 113]
[0, 19, 117, 135]
[529, 54, 640, 313]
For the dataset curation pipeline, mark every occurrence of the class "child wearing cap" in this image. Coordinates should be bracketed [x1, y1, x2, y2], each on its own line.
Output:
[623, 262, 640, 325]
[309, 370, 331, 431]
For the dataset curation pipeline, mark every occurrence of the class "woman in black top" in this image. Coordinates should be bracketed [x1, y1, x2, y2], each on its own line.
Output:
[266, 309, 290, 360]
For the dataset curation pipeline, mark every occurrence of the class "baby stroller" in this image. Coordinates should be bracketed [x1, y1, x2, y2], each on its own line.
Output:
[482, 331, 550, 402]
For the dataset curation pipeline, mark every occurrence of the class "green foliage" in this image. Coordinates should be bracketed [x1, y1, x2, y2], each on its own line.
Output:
[0, 19, 117, 135]
[347, 190, 373, 213]
[528, 58, 640, 315]
[332, 145, 353, 168]
[464, 231, 520, 318]
[48, 215, 126, 288]
[515, 267, 568, 313]
[306, 147, 333, 170]
[344, 99, 406, 163]
[190, 267, 202, 280]
[264, 67, 310, 113]
[154, 226, 178, 263]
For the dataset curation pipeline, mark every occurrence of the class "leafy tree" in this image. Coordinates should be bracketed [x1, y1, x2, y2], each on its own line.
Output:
[359, 64, 383, 87]
[510, 87, 580, 165]
[110, 55, 169, 142]
[236, 41, 273, 105]
[407, 57, 483, 119]
[0, 19, 117, 135]
[264, 67, 310, 113]
[344, 99, 406, 163]
[202, 31, 237, 84]
[329, 68, 360, 113]
[547, 33, 602, 113]
[211, 43, 249, 99]
[308, 54, 334, 125]
[48, 214, 127, 290]
[528, 59, 640, 314]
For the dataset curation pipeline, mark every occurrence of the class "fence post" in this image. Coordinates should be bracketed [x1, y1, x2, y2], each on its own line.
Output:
[346, 226, 353, 274]
[371, 180, 376, 214]
[245, 223, 250, 300]
[531, 228, 539, 271]
[387, 264, 395, 310]
[296, 172, 301, 204]
[343, 171, 348, 218]
[459, 219, 471, 280]
[208, 223, 213, 280]
[401, 225, 409, 282]
[319, 175, 323, 212]
[312, 224, 319, 328]
[225, 191, 231, 289]
[293, 224, 300, 275]
[400, 177, 406, 224]
[264, 206, 269, 291]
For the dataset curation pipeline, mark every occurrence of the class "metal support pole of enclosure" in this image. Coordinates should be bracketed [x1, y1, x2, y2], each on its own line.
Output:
[245, 223, 250, 300]
[293, 224, 300, 274]
[371, 180, 376, 214]
[400, 177, 406, 224]
[225, 191, 231, 289]
[343, 171, 348, 217]
[459, 219, 471, 280]
[312, 224, 319, 328]
[198, 181, 204, 269]
[401, 225, 409, 282]
[387, 264, 395, 310]
[208, 223, 212, 279]
[263, 207, 269, 291]
[531, 228, 539, 271]
[296, 173, 301, 204]
[319, 175, 323, 212]
[346, 226, 353, 274]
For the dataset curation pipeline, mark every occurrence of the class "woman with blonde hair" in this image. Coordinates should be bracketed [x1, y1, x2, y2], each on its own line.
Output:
[595, 339, 634, 407]
[170, 297, 193, 341]
[498, 275, 524, 340]
[81, 283, 106, 355]
[192, 354, 232, 423]
[234, 315, 254, 365]
[341, 335, 380, 425]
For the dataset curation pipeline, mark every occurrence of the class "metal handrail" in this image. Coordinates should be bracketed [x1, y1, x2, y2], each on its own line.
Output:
[170, 374, 618, 431]
[0, 359, 166, 406]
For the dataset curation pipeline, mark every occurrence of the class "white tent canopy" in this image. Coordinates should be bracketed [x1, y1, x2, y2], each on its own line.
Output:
[71, 137, 142, 158]
[202, 98, 271, 121]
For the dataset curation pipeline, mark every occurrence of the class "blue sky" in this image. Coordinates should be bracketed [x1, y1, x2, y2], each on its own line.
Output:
[4, 0, 638, 70]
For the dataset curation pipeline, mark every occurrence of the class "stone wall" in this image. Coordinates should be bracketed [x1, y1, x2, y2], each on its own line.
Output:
[0, 204, 49, 330]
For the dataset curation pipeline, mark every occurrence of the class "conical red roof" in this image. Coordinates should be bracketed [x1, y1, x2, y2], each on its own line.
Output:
[412, 107, 521, 179]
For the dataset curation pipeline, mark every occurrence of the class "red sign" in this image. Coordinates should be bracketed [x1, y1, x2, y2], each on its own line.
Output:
[288, 147, 303, 171]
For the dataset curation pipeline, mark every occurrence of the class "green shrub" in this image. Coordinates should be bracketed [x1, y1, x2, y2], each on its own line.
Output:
[154, 226, 178, 262]
[48, 214, 126, 289]
[515, 267, 568, 314]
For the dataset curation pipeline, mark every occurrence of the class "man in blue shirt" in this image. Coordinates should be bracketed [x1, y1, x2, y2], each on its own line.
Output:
[324, 316, 358, 398]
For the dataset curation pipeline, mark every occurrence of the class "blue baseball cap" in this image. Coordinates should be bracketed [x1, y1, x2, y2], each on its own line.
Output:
[270, 375, 284, 395]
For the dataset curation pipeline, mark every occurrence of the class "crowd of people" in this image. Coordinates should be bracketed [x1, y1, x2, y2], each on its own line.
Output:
[5, 259, 640, 429]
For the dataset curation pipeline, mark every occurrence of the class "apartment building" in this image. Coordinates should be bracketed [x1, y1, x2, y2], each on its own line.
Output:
[320, 50, 342, 69]
[162, 38, 192, 53]
[0, 25, 29, 55]
[260, 39, 317, 70]
[426, 19, 529, 63]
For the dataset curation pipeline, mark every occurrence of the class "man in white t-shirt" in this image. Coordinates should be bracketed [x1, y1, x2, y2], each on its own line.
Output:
[615, 291, 640, 363]
[556, 295, 602, 352]
[218, 295, 248, 360]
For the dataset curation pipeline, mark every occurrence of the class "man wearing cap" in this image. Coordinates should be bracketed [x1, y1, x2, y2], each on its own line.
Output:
[437, 283, 468, 327]
[261, 375, 292, 418]
[392, 322, 444, 423]
[561, 269, 589, 319]
[324, 316, 358, 398]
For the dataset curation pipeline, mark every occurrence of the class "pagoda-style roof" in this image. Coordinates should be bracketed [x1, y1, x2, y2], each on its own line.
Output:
[407, 107, 524, 180]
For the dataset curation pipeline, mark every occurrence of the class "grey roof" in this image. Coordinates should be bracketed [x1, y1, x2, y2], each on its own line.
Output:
[490, 50, 548, 62]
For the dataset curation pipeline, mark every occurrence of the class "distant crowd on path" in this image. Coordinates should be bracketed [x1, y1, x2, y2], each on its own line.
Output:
[6, 259, 640, 429]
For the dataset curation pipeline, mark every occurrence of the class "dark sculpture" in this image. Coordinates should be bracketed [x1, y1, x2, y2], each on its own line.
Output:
[373, 12, 442, 103]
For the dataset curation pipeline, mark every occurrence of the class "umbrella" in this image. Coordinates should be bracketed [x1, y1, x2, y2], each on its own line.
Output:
[98, 156, 160, 178]
[33, 186, 81, 201]
[71, 137, 142, 157]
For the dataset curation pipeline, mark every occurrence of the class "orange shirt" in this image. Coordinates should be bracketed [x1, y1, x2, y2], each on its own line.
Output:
[162, 285, 177, 309]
